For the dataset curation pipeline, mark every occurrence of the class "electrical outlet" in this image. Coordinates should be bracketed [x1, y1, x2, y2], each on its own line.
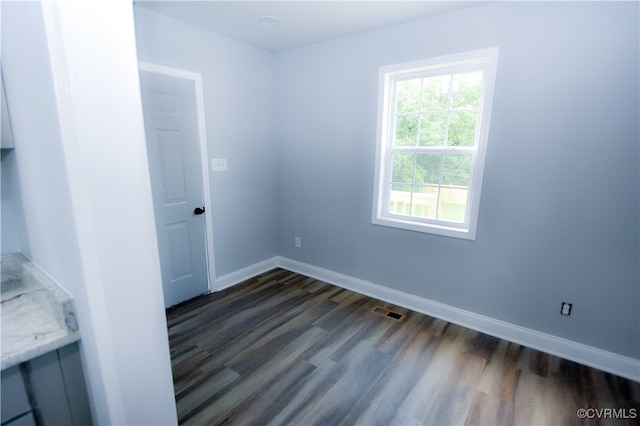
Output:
[294, 236, 301, 248]
[561, 302, 572, 316]
[212, 158, 227, 172]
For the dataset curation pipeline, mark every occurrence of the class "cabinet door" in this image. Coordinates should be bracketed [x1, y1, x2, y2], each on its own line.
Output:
[3, 413, 36, 426]
[27, 351, 74, 426]
[26, 343, 92, 426]
[1, 366, 31, 424]
[57, 344, 92, 425]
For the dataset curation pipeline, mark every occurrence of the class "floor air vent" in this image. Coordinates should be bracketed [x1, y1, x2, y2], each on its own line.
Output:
[374, 307, 404, 321]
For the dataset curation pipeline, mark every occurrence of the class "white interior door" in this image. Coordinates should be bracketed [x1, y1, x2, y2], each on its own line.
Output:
[139, 70, 209, 307]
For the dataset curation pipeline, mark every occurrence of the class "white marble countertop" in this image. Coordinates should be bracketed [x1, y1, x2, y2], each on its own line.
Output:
[1, 252, 80, 370]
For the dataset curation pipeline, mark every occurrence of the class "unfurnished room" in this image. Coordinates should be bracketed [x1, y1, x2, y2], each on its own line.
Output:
[1, 1, 639, 425]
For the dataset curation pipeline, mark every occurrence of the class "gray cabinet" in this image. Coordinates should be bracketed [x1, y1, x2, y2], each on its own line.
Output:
[1, 343, 92, 426]
[0, 366, 33, 426]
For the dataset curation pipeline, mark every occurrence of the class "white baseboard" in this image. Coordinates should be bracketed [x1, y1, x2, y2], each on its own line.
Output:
[213, 257, 278, 292]
[214, 256, 640, 382]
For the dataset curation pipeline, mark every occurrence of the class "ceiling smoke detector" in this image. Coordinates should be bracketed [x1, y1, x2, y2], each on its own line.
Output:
[257, 15, 280, 26]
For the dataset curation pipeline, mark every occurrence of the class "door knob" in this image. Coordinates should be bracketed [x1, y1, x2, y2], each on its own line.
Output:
[194, 206, 205, 215]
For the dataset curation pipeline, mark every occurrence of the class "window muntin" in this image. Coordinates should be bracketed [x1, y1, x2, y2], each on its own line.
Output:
[373, 48, 498, 239]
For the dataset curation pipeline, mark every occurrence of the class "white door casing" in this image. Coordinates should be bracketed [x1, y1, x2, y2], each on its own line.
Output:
[139, 63, 214, 307]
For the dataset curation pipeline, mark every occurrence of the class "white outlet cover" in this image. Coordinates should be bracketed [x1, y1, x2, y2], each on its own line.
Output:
[212, 158, 227, 172]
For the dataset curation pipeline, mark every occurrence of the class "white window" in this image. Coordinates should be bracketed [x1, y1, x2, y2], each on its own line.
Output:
[372, 48, 499, 240]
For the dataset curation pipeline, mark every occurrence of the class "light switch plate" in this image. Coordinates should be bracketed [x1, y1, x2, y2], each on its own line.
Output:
[212, 158, 227, 172]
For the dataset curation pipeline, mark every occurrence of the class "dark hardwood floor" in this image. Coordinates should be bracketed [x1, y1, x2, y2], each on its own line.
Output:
[166, 269, 640, 425]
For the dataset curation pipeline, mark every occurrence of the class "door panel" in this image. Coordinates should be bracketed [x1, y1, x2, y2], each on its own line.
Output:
[140, 70, 209, 307]
[156, 129, 187, 204]
[167, 221, 193, 281]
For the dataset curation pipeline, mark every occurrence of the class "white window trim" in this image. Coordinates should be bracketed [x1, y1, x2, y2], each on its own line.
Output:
[372, 47, 499, 240]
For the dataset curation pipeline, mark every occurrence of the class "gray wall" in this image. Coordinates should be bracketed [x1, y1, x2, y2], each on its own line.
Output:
[275, 2, 639, 358]
[134, 6, 278, 278]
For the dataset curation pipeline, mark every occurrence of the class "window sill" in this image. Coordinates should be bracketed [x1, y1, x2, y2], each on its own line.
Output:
[372, 215, 476, 240]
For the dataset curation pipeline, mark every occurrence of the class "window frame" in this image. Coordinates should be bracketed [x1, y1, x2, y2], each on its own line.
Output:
[372, 47, 499, 240]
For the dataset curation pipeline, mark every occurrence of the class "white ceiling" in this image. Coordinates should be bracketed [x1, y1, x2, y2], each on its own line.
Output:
[134, 0, 486, 52]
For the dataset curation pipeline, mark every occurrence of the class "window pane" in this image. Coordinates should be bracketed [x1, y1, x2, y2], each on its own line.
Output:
[451, 71, 483, 109]
[415, 154, 442, 185]
[448, 111, 478, 146]
[421, 75, 450, 111]
[394, 114, 418, 146]
[375, 48, 498, 239]
[412, 186, 438, 219]
[389, 184, 412, 215]
[442, 154, 472, 186]
[419, 113, 447, 146]
[396, 79, 422, 113]
[392, 153, 414, 183]
[438, 187, 468, 223]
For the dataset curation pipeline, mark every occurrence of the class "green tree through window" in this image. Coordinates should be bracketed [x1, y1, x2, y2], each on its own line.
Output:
[390, 71, 482, 223]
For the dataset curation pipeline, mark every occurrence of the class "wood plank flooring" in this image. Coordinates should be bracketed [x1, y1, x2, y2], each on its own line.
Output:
[166, 269, 640, 425]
